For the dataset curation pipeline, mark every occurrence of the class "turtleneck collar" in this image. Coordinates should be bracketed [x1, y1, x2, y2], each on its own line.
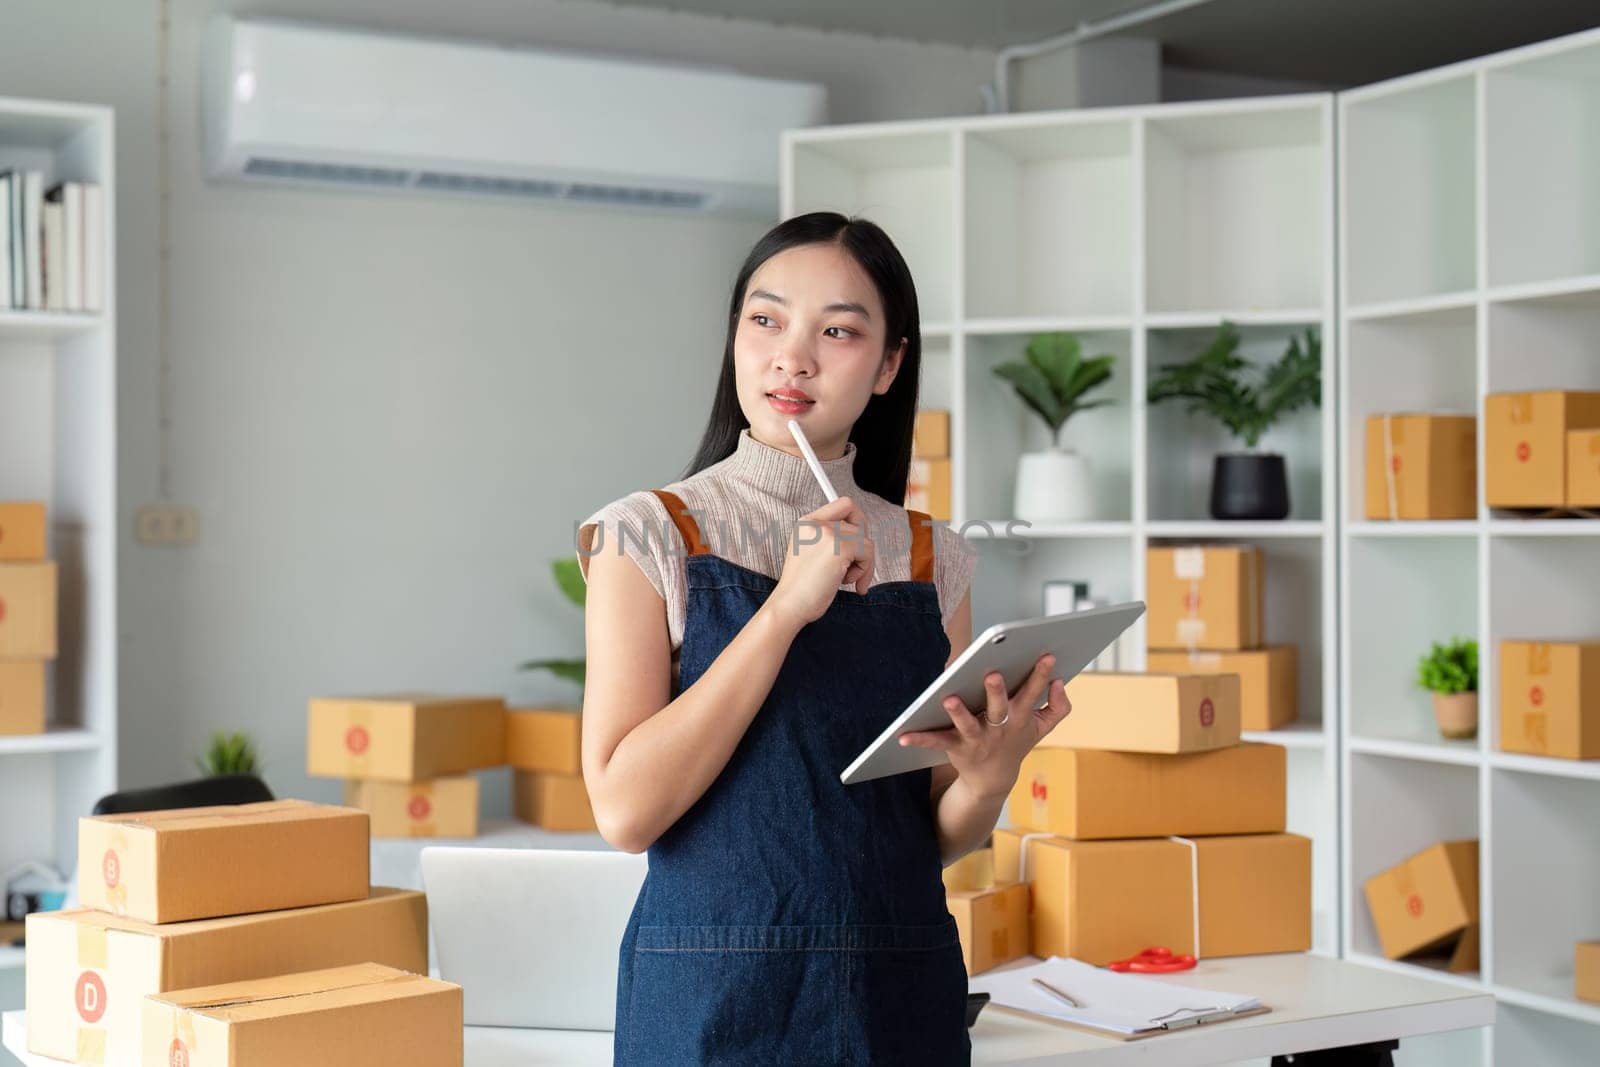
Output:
[726, 427, 861, 507]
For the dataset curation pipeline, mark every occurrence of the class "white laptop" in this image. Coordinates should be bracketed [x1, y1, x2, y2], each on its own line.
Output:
[421, 846, 647, 1030]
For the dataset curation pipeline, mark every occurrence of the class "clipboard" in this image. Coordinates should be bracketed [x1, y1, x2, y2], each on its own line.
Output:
[967, 956, 1272, 1042]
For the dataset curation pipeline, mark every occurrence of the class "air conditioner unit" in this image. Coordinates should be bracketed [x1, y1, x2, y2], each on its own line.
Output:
[202, 17, 826, 217]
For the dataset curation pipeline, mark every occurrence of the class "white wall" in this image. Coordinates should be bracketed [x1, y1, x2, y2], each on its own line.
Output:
[0, 0, 995, 828]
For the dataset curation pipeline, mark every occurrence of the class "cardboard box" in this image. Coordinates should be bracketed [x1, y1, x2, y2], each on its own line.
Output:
[1364, 414, 1477, 520]
[25, 888, 427, 1067]
[0, 560, 57, 658]
[914, 410, 950, 459]
[907, 457, 951, 521]
[1568, 430, 1600, 509]
[0, 501, 47, 561]
[1577, 942, 1600, 1004]
[1485, 390, 1600, 508]
[1039, 671, 1241, 754]
[992, 829, 1310, 965]
[1146, 646, 1298, 732]
[506, 707, 582, 775]
[941, 847, 996, 894]
[344, 776, 479, 838]
[947, 882, 1029, 976]
[0, 658, 46, 735]
[1146, 546, 1263, 651]
[1008, 743, 1285, 840]
[142, 962, 462, 1067]
[1363, 840, 1479, 969]
[307, 694, 506, 782]
[1499, 640, 1600, 760]
[513, 770, 597, 832]
[77, 800, 369, 924]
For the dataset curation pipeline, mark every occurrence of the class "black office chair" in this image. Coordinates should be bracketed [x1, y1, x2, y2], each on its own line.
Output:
[90, 773, 275, 816]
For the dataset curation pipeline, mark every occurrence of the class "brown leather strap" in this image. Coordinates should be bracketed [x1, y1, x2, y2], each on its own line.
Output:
[649, 489, 710, 557]
[906, 509, 935, 584]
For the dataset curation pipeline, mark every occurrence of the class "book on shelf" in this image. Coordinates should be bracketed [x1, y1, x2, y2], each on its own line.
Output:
[0, 169, 103, 314]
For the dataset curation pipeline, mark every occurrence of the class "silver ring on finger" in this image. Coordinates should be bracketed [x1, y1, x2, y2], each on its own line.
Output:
[984, 708, 1010, 726]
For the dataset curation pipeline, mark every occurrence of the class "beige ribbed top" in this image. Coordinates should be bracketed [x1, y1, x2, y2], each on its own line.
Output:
[576, 428, 977, 676]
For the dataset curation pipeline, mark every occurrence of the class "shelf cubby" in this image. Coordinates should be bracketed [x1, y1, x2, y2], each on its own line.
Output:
[1143, 102, 1327, 315]
[961, 329, 1134, 525]
[1484, 36, 1600, 289]
[1485, 285, 1600, 395]
[1146, 322, 1325, 522]
[962, 118, 1134, 321]
[1347, 536, 1479, 748]
[1342, 73, 1477, 307]
[787, 129, 956, 324]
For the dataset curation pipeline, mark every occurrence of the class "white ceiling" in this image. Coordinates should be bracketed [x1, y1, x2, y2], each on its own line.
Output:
[218, 0, 1600, 86]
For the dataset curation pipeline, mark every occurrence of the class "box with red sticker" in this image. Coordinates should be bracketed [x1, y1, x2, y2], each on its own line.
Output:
[1006, 743, 1284, 840]
[1037, 671, 1241, 754]
[307, 694, 506, 782]
[1362, 839, 1479, 972]
[24, 888, 426, 1066]
[1498, 640, 1600, 760]
[344, 776, 479, 838]
[1146, 646, 1298, 732]
[76, 799, 368, 924]
[0, 559, 56, 659]
[1146, 545, 1263, 652]
[1363, 414, 1476, 520]
[141, 962, 461, 1067]
[1485, 390, 1600, 509]
[943, 846, 1029, 976]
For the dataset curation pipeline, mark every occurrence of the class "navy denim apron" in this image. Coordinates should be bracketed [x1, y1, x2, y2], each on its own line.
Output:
[613, 488, 971, 1066]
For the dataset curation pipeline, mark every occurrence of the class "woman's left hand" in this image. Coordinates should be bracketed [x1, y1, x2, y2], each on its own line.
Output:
[897, 653, 1072, 800]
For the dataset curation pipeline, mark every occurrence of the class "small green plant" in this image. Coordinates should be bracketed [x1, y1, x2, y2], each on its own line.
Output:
[519, 557, 587, 687]
[1146, 322, 1321, 448]
[1416, 638, 1479, 695]
[992, 332, 1115, 445]
[193, 730, 260, 777]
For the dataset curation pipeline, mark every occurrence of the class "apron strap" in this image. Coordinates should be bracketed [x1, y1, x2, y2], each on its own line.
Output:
[905, 509, 935, 584]
[649, 489, 710, 557]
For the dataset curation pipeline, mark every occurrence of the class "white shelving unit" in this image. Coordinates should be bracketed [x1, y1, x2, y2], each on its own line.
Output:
[784, 93, 1340, 959]
[1339, 26, 1600, 1067]
[0, 99, 118, 992]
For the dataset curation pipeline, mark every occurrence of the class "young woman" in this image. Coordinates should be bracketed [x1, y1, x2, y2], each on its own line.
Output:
[575, 212, 1072, 1065]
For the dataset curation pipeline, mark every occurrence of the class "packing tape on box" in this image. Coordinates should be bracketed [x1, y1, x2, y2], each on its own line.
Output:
[164, 1001, 199, 1063]
[1382, 414, 1401, 520]
[1015, 832, 1054, 884]
[1169, 835, 1202, 960]
[76, 1028, 106, 1065]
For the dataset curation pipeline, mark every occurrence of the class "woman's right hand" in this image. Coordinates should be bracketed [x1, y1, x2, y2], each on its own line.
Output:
[769, 495, 876, 629]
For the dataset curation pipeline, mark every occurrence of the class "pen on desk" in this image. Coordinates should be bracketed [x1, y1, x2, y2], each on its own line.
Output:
[1030, 977, 1083, 1009]
[787, 419, 839, 503]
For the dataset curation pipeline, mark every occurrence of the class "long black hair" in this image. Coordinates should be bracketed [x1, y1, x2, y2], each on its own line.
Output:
[681, 211, 922, 506]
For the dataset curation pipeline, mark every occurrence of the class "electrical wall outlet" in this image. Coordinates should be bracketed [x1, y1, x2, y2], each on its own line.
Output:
[135, 505, 200, 546]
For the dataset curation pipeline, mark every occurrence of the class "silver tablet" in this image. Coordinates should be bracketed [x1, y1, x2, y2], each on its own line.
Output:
[839, 600, 1146, 785]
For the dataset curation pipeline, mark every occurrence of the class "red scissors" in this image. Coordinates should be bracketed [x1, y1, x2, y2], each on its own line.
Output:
[1108, 946, 1197, 973]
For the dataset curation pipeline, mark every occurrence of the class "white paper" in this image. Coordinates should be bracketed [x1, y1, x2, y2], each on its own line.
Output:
[968, 957, 1260, 1035]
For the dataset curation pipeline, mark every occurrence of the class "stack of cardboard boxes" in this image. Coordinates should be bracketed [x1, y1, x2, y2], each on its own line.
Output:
[988, 668, 1311, 969]
[25, 799, 461, 1065]
[0, 501, 55, 736]
[507, 706, 597, 832]
[1144, 544, 1298, 732]
[307, 695, 507, 838]
[906, 409, 951, 522]
[1484, 390, 1600, 511]
[1362, 840, 1480, 973]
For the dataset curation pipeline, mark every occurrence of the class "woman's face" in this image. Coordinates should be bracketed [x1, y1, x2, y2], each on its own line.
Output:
[733, 242, 905, 459]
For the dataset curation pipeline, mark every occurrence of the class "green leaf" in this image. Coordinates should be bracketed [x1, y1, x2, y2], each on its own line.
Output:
[194, 729, 260, 777]
[1024, 333, 1082, 397]
[1147, 321, 1321, 448]
[520, 657, 587, 686]
[1416, 638, 1478, 694]
[553, 557, 587, 608]
[993, 360, 1064, 433]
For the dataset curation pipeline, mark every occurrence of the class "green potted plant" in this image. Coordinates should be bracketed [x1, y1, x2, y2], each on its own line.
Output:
[193, 730, 261, 777]
[520, 557, 587, 689]
[1416, 637, 1479, 740]
[992, 331, 1116, 522]
[1146, 321, 1321, 520]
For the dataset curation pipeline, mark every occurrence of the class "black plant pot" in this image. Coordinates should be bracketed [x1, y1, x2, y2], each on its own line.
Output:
[1210, 453, 1290, 520]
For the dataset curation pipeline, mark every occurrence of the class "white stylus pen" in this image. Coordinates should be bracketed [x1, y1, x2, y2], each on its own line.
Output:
[787, 418, 839, 502]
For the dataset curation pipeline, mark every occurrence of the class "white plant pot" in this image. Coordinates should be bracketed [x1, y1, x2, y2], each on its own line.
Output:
[1013, 449, 1096, 523]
